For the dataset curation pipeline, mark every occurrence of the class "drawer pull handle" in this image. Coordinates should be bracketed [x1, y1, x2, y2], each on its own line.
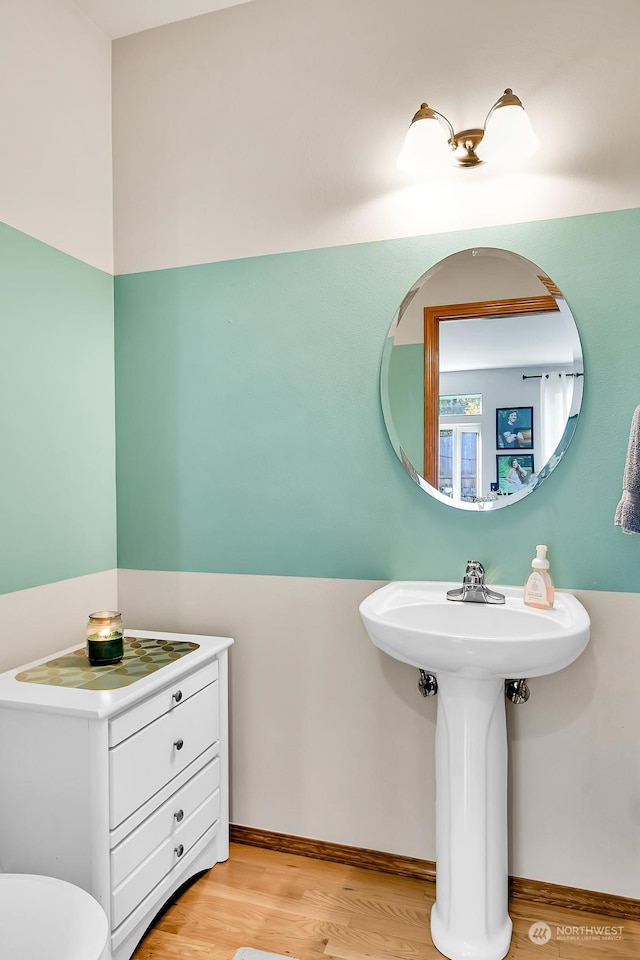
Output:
[174, 809, 184, 822]
[173, 738, 184, 751]
[173, 690, 183, 703]
[174, 844, 184, 858]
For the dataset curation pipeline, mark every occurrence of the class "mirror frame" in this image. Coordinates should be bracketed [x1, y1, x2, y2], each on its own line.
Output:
[423, 294, 560, 485]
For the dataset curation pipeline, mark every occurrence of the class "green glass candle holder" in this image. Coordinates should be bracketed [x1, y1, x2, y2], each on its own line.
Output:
[86, 611, 124, 666]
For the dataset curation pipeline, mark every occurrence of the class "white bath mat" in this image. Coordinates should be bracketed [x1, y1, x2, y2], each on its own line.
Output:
[234, 949, 296, 960]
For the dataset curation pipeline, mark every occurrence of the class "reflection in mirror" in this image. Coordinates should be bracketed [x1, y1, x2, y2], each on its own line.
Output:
[381, 248, 584, 511]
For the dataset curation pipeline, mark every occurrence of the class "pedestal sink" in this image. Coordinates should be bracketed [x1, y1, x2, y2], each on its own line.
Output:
[359, 580, 590, 960]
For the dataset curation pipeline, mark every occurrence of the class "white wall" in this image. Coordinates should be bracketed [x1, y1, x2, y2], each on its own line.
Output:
[0, 0, 113, 272]
[113, 0, 640, 274]
[0, 572, 118, 674]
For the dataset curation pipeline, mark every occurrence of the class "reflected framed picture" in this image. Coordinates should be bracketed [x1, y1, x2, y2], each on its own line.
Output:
[496, 406, 533, 449]
[496, 454, 534, 494]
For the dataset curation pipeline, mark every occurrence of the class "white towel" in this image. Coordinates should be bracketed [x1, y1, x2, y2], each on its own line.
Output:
[615, 405, 640, 533]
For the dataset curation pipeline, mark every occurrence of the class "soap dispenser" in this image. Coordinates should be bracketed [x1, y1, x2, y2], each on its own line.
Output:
[523, 545, 555, 609]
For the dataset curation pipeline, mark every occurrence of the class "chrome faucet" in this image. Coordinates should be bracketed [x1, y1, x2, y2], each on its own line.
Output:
[446, 560, 505, 604]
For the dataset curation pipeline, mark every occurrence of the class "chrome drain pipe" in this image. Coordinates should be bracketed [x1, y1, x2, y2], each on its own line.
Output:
[505, 679, 530, 704]
[418, 670, 438, 697]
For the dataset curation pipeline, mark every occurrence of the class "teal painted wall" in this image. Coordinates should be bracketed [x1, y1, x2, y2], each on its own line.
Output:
[0, 221, 116, 594]
[115, 208, 640, 592]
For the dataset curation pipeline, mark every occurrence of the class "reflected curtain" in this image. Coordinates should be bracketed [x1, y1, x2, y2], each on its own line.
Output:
[539, 372, 571, 464]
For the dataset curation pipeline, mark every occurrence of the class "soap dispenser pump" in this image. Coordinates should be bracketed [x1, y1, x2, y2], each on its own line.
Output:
[523, 544, 555, 609]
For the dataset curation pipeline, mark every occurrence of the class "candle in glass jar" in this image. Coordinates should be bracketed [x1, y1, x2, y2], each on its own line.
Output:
[86, 611, 124, 665]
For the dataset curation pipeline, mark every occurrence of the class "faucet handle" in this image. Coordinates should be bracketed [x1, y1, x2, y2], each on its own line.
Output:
[465, 560, 485, 582]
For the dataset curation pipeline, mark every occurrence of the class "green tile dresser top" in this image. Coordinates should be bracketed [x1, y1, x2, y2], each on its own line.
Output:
[15, 636, 200, 690]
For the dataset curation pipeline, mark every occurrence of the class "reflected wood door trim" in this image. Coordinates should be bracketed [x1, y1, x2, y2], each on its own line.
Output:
[538, 274, 563, 298]
[230, 823, 640, 922]
[423, 295, 560, 487]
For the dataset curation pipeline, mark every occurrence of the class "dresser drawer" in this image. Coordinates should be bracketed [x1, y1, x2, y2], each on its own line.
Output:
[109, 660, 218, 747]
[111, 789, 220, 929]
[109, 680, 219, 827]
[111, 758, 220, 887]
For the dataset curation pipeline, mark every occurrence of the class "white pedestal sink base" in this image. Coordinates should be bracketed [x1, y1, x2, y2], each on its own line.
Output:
[359, 581, 590, 960]
[430, 674, 512, 960]
[431, 907, 512, 960]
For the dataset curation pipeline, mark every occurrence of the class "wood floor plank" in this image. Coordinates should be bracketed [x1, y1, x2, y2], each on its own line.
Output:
[509, 896, 640, 932]
[199, 880, 353, 925]
[322, 927, 434, 960]
[322, 938, 438, 960]
[304, 887, 429, 930]
[132, 844, 640, 960]
[508, 925, 560, 958]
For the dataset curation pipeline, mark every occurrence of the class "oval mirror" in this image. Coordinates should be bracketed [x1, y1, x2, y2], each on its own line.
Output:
[381, 248, 584, 510]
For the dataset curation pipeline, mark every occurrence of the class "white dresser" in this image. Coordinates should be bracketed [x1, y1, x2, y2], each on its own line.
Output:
[0, 629, 232, 960]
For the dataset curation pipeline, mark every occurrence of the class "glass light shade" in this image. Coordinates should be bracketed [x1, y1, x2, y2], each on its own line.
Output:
[480, 103, 539, 162]
[397, 116, 453, 172]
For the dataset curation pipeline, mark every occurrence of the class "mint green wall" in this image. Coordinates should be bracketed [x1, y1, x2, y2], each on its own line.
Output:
[0, 221, 116, 594]
[115, 208, 640, 592]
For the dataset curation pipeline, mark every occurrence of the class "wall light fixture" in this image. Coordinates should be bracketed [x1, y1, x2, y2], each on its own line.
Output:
[397, 88, 539, 172]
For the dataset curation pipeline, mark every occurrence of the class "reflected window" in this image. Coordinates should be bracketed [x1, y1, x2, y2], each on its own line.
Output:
[439, 423, 481, 500]
[439, 394, 482, 416]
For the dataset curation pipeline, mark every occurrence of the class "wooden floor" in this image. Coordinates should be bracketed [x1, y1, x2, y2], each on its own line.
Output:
[132, 843, 640, 959]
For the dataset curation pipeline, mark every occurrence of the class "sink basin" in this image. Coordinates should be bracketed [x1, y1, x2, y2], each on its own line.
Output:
[360, 580, 590, 679]
[360, 579, 590, 960]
